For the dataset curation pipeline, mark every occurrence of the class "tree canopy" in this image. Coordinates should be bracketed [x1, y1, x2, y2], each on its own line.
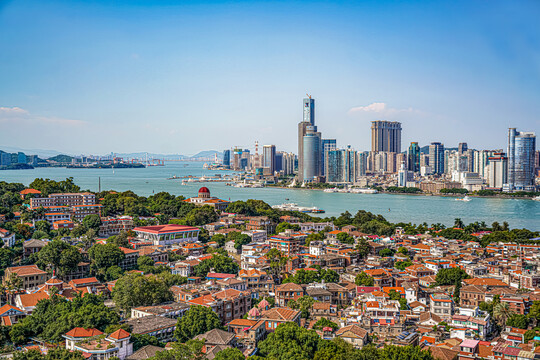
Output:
[112, 273, 173, 312]
[174, 305, 223, 342]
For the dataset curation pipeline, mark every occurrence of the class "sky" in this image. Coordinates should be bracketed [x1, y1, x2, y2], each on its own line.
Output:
[0, 0, 539, 156]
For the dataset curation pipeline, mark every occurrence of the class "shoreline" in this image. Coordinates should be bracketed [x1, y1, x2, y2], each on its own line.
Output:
[265, 185, 538, 201]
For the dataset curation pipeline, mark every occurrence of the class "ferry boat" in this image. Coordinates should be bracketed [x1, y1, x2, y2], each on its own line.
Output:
[272, 203, 325, 214]
[456, 196, 471, 202]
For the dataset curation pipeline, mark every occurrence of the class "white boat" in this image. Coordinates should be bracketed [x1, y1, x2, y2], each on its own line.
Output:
[324, 188, 339, 193]
[533, 196, 540, 201]
[456, 196, 471, 202]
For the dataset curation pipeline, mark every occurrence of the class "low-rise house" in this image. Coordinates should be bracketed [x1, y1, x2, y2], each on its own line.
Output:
[127, 315, 177, 342]
[4, 264, 49, 291]
[429, 293, 454, 320]
[227, 318, 266, 348]
[0, 228, 16, 247]
[335, 324, 369, 348]
[64, 328, 133, 360]
[131, 302, 191, 319]
[119, 247, 139, 270]
[258, 307, 301, 332]
[0, 304, 26, 326]
[275, 283, 304, 307]
[23, 239, 48, 259]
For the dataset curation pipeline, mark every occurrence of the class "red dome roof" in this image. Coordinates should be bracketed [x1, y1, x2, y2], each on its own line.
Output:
[198, 187, 210, 193]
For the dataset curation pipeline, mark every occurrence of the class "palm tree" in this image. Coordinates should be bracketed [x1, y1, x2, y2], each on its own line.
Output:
[494, 302, 512, 328]
[454, 218, 464, 229]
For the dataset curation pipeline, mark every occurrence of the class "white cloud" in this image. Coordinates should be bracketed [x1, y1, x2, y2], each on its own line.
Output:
[348, 102, 417, 117]
[0, 106, 29, 116]
[0, 106, 86, 126]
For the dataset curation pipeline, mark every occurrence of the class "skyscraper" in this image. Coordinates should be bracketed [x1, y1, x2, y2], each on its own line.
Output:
[303, 96, 315, 125]
[429, 142, 445, 175]
[487, 153, 508, 189]
[303, 126, 322, 182]
[222, 150, 231, 167]
[298, 96, 315, 182]
[507, 128, 536, 191]
[263, 145, 276, 175]
[325, 147, 356, 183]
[408, 142, 420, 172]
[321, 139, 337, 176]
[458, 142, 468, 155]
[371, 120, 402, 153]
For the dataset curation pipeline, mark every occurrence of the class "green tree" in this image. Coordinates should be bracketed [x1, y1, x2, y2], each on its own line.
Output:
[257, 322, 321, 360]
[265, 248, 288, 279]
[494, 302, 512, 328]
[288, 295, 315, 319]
[275, 222, 300, 234]
[507, 314, 529, 329]
[36, 240, 82, 278]
[148, 340, 205, 360]
[82, 214, 102, 232]
[112, 273, 173, 312]
[211, 234, 227, 247]
[313, 318, 338, 331]
[174, 305, 223, 342]
[213, 348, 245, 360]
[355, 272, 374, 286]
[105, 265, 124, 281]
[336, 232, 354, 245]
[193, 254, 239, 278]
[10, 294, 119, 344]
[379, 248, 394, 257]
[89, 243, 125, 277]
[35, 220, 51, 234]
[132, 333, 165, 351]
[435, 267, 469, 286]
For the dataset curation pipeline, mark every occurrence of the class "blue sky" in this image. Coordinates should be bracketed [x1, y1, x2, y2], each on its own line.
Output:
[0, 0, 539, 155]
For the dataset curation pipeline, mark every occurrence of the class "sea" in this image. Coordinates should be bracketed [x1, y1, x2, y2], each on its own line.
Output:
[1, 162, 539, 230]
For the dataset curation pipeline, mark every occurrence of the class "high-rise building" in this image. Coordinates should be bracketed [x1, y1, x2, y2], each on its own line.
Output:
[325, 147, 356, 183]
[223, 150, 231, 167]
[487, 153, 508, 189]
[371, 120, 402, 153]
[355, 152, 368, 178]
[303, 96, 315, 125]
[263, 145, 276, 175]
[474, 150, 496, 179]
[429, 142, 445, 175]
[281, 152, 295, 175]
[298, 96, 316, 182]
[408, 142, 420, 172]
[275, 152, 283, 172]
[303, 126, 322, 182]
[321, 139, 337, 176]
[458, 142, 468, 155]
[507, 128, 536, 191]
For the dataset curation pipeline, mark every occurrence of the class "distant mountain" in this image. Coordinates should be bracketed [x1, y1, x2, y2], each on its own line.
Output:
[0, 146, 64, 158]
[48, 154, 76, 163]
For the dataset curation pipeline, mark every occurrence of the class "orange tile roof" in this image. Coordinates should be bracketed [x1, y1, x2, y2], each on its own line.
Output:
[18, 292, 50, 308]
[20, 189, 41, 195]
[108, 329, 130, 340]
[65, 327, 104, 338]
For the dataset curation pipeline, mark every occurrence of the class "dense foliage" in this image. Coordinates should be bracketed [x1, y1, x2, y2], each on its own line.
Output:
[174, 306, 223, 342]
[283, 268, 339, 284]
[112, 273, 174, 312]
[10, 294, 119, 344]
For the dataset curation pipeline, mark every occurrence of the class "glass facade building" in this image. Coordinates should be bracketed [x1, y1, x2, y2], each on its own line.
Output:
[408, 142, 420, 172]
[303, 127, 321, 182]
[429, 142, 445, 175]
[507, 128, 536, 190]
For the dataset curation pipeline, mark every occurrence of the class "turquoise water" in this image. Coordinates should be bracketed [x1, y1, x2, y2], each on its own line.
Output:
[1, 162, 539, 230]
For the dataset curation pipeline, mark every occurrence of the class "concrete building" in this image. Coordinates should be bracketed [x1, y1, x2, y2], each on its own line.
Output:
[262, 145, 276, 175]
[303, 126, 322, 182]
[371, 120, 402, 153]
[487, 153, 508, 189]
[429, 142, 445, 175]
[132, 224, 200, 246]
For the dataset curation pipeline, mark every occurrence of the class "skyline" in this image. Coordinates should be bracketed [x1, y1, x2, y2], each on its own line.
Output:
[1, 0, 540, 154]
